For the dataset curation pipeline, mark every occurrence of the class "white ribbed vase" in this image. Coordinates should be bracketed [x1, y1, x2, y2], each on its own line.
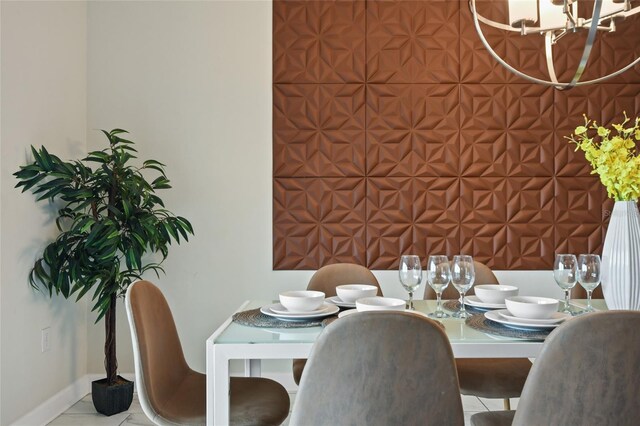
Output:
[601, 200, 640, 310]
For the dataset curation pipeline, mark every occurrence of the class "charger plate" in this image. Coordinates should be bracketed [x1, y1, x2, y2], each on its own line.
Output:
[465, 314, 552, 341]
[443, 300, 486, 315]
[233, 308, 336, 328]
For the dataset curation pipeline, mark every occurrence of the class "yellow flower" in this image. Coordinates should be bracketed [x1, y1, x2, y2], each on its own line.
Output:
[568, 113, 640, 201]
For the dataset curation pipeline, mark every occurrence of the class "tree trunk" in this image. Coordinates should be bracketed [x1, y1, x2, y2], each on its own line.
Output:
[104, 293, 118, 385]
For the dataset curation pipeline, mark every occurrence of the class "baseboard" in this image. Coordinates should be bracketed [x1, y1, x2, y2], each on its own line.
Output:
[10, 375, 88, 426]
[10, 373, 135, 426]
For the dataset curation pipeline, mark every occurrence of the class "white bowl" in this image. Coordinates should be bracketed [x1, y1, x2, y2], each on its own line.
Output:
[474, 285, 519, 304]
[356, 296, 405, 312]
[279, 290, 325, 312]
[505, 296, 559, 319]
[336, 284, 378, 303]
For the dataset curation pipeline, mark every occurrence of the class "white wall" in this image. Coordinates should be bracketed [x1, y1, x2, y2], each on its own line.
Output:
[85, 0, 562, 377]
[0, 2, 88, 424]
[86, 0, 310, 375]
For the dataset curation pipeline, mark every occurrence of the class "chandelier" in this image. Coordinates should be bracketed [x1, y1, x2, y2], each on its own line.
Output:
[470, 0, 640, 89]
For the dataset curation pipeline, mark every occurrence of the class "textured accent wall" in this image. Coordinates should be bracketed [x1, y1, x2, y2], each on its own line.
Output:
[273, 0, 640, 270]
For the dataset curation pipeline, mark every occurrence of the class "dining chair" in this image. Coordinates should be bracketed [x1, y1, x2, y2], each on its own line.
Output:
[570, 283, 604, 299]
[424, 261, 532, 410]
[290, 311, 464, 426]
[292, 263, 381, 385]
[125, 280, 290, 426]
[471, 310, 640, 426]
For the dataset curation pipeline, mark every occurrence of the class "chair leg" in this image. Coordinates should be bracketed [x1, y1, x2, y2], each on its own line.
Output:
[503, 398, 511, 410]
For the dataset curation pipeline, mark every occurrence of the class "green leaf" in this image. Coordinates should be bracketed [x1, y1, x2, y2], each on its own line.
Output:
[109, 128, 129, 136]
[151, 176, 171, 190]
[122, 198, 132, 218]
[143, 159, 166, 168]
[85, 151, 110, 163]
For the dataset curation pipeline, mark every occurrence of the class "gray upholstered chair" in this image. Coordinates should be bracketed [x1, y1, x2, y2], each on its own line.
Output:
[125, 280, 290, 426]
[471, 310, 640, 426]
[424, 261, 532, 410]
[292, 263, 382, 385]
[290, 311, 464, 426]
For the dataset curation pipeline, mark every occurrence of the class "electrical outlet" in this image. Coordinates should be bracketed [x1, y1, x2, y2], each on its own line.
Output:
[41, 327, 51, 352]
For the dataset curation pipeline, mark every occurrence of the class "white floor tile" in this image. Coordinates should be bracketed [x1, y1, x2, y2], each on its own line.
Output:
[461, 395, 488, 412]
[64, 399, 97, 414]
[50, 391, 504, 426]
[120, 413, 155, 425]
[478, 396, 519, 411]
[127, 397, 145, 414]
[47, 413, 129, 426]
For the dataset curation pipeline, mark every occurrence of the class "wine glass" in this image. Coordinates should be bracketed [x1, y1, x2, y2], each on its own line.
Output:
[451, 255, 475, 319]
[578, 254, 601, 313]
[553, 254, 578, 315]
[399, 255, 422, 310]
[427, 255, 451, 319]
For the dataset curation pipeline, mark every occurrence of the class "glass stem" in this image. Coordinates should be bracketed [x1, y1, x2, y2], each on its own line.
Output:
[436, 292, 443, 313]
[459, 292, 466, 314]
[587, 290, 593, 311]
[408, 291, 414, 310]
[564, 289, 570, 311]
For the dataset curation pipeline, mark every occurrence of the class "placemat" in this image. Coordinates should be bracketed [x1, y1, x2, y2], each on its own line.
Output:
[232, 308, 335, 328]
[465, 314, 551, 340]
[442, 300, 486, 315]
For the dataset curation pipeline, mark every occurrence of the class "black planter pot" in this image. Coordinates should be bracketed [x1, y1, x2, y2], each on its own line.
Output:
[92, 376, 134, 416]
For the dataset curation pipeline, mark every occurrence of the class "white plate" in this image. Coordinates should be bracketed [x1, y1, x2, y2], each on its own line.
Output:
[498, 309, 570, 325]
[465, 295, 506, 310]
[261, 302, 338, 320]
[269, 302, 332, 315]
[338, 309, 429, 319]
[484, 310, 562, 330]
[326, 296, 356, 308]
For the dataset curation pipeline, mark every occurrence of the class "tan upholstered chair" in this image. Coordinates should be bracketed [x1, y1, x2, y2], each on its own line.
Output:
[424, 261, 532, 410]
[471, 311, 640, 426]
[290, 311, 464, 426]
[125, 280, 290, 426]
[292, 263, 381, 385]
[570, 283, 604, 300]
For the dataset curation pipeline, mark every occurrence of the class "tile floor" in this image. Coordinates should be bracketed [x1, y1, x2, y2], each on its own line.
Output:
[49, 392, 516, 425]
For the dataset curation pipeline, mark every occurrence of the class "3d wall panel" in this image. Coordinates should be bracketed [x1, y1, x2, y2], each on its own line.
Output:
[273, 0, 640, 270]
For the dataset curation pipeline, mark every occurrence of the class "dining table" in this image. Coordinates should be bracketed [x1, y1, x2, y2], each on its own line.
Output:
[205, 298, 607, 425]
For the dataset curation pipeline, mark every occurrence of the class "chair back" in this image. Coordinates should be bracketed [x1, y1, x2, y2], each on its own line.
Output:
[307, 263, 381, 297]
[125, 280, 191, 423]
[290, 312, 464, 426]
[512, 311, 640, 426]
[570, 284, 604, 299]
[424, 260, 497, 300]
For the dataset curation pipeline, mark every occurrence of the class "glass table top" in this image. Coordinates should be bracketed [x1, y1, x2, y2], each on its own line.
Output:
[214, 299, 608, 345]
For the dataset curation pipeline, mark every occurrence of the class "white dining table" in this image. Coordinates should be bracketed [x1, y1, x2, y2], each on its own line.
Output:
[205, 298, 607, 425]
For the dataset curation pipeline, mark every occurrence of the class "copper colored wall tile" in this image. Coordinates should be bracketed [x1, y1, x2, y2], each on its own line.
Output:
[366, 177, 460, 269]
[274, 178, 366, 269]
[273, 0, 366, 83]
[273, 84, 366, 177]
[273, 0, 640, 270]
[367, 0, 460, 83]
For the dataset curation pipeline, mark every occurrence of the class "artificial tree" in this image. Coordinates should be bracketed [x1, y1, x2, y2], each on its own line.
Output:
[14, 129, 193, 415]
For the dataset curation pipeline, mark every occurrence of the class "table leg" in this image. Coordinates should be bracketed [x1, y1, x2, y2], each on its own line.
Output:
[209, 345, 230, 425]
[244, 359, 262, 377]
